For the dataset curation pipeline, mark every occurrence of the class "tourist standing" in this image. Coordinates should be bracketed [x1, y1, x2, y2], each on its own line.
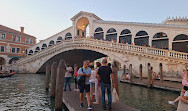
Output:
[97, 59, 115, 110]
[89, 65, 95, 100]
[77, 60, 93, 110]
[73, 66, 79, 91]
[93, 62, 101, 104]
[64, 64, 73, 91]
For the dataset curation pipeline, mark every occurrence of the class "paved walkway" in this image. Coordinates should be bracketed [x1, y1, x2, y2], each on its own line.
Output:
[120, 77, 182, 92]
[63, 84, 139, 111]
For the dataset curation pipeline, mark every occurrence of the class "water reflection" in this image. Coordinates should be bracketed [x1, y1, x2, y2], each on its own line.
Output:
[119, 83, 179, 111]
[0, 74, 67, 111]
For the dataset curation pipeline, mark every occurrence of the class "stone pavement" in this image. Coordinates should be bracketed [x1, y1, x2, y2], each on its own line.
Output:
[63, 84, 139, 111]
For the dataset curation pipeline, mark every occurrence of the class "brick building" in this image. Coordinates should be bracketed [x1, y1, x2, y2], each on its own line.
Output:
[0, 24, 36, 69]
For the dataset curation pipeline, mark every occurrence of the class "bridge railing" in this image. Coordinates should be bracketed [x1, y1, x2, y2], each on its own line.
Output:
[17, 37, 188, 64]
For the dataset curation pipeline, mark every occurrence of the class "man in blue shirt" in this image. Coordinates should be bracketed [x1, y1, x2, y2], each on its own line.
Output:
[77, 60, 93, 110]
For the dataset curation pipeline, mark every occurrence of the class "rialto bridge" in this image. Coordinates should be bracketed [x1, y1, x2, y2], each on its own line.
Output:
[13, 11, 188, 79]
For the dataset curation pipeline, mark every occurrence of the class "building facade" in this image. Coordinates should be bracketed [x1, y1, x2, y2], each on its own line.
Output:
[0, 24, 36, 68]
[27, 11, 188, 56]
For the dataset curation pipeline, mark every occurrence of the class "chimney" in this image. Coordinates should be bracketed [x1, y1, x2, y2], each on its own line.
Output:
[20, 27, 24, 33]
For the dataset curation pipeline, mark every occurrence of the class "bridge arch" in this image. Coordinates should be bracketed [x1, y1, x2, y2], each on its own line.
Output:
[106, 28, 117, 42]
[41, 43, 47, 50]
[0, 57, 6, 65]
[35, 47, 126, 73]
[49, 40, 55, 46]
[172, 34, 188, 53]
[152, 32, 168, 49]
[65, 32, 72, 40]
[57, 36, 62, 43]
[94, 27, 104, 40]
[28, 50, 33, 55]
[35, 47, 40, 53]
[119, 29, 132, 44]
[76, 17, 89, 37]
[135, 31, 149, 46]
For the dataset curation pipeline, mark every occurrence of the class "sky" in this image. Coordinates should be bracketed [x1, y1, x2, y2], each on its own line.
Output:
[0, 0, 188, 43]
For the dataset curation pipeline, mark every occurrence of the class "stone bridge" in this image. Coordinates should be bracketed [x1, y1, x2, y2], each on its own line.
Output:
[15, 38, 188, 78]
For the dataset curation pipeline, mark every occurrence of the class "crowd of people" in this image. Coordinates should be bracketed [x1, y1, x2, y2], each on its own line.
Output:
[63, 58, 116, 110]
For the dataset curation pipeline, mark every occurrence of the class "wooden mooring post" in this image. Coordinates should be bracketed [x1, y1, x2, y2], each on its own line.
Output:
[129, 64, 132, 84]
[112, 61, 119, 96]
[45, 64, 51, 90]
[147, 64, 152, 88]
[55, 59, 66, 110]
[50, 62, 57, 98]
[159, 63, 163, 83]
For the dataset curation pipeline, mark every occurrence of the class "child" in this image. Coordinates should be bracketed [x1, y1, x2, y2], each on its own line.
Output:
[168, 86, 188, 105]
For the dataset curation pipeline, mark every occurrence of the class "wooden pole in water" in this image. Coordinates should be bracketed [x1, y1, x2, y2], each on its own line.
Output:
[139, 64, 142, 80]
[159, 63, 163, 83]
[45, 64, 51, 90]
[55, 59, 66, 110]
[129, 64, 132, 84]
[112, 61, 119, 96]
[50, 62, 57, 98]
[147, 64, 151, 88]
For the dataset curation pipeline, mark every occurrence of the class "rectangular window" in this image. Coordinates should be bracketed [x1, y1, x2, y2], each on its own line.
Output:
[12, 35, 16, 41]
[1, 34, 6, 39]
[26, 38, 29, 43]
[82, 31, 84, 37]
[30, 39, 33, 44]
[16, 48, 20, 53]
[12, 48, 15, 53]
[0, 46, 5, 52]
[17, 36, 21, 42]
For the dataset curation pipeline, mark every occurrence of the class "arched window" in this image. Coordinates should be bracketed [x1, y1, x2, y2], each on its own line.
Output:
[28, 50, 33, 55]
[172, 34, 188, 53]
[94, 27, 104, 40]
[134, 31, 149, 46]
[65, 32, 72, 40]
[57, 36, 62, 43]
[152, 32, 168, 49]
[49, 40, 55, 46]
[41, 43, 47, 50]
[119, 29, 132, 44]
[35, 47, 40, 53]
[106, 28, 117, 42]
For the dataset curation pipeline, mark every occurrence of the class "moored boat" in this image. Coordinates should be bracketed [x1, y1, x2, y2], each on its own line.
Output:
[0, 71, 16, 78]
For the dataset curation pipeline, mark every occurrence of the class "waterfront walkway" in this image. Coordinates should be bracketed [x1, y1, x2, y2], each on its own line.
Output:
[120, 77, 182, 92]
[63, 84, 139, 111]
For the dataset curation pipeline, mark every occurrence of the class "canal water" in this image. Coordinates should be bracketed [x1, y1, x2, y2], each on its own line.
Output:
[0, 74, 179, 111]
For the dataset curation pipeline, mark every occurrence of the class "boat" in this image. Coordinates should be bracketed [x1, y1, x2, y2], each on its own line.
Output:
[0, 71, 16, 78]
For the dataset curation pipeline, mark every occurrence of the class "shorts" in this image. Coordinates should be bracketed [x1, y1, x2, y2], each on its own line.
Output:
[183, 86, 188, 91]
[75, 78, 77, 84]
[79, 84, 90, 93]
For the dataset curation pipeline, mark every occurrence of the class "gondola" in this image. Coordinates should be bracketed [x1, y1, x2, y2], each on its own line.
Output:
[0, 71, 16, 78]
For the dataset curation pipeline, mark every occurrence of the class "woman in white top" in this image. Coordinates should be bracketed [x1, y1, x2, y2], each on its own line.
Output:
[89, 66, 95, 100]
[93, 62, 101, 104]
[64, 64, 73, 91]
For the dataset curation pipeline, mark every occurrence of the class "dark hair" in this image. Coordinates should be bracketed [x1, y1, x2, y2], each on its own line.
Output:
[184, 86, 188, 91]
[96, 62, 101, 67]
[108, 63, 111, 67]
[90, 65, 94, 69]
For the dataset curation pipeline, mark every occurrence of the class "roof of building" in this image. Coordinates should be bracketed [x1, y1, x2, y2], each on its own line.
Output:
[95, 20, 188, 29]
[71, 11, 102, 21]
[0, 24, 36, 38]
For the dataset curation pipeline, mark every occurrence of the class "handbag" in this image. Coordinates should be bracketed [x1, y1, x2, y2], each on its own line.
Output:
[112, 88, 119, 103]
[77, 68, 86, 85]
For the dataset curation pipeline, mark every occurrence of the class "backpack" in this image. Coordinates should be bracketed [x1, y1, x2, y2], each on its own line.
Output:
[77, 68, 86, 85]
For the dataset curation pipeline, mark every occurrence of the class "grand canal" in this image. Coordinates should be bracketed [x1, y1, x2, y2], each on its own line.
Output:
[0, 74, 179, 111]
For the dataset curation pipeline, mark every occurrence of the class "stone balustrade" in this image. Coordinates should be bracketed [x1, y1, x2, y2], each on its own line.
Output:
[16, 37, 188, 65]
